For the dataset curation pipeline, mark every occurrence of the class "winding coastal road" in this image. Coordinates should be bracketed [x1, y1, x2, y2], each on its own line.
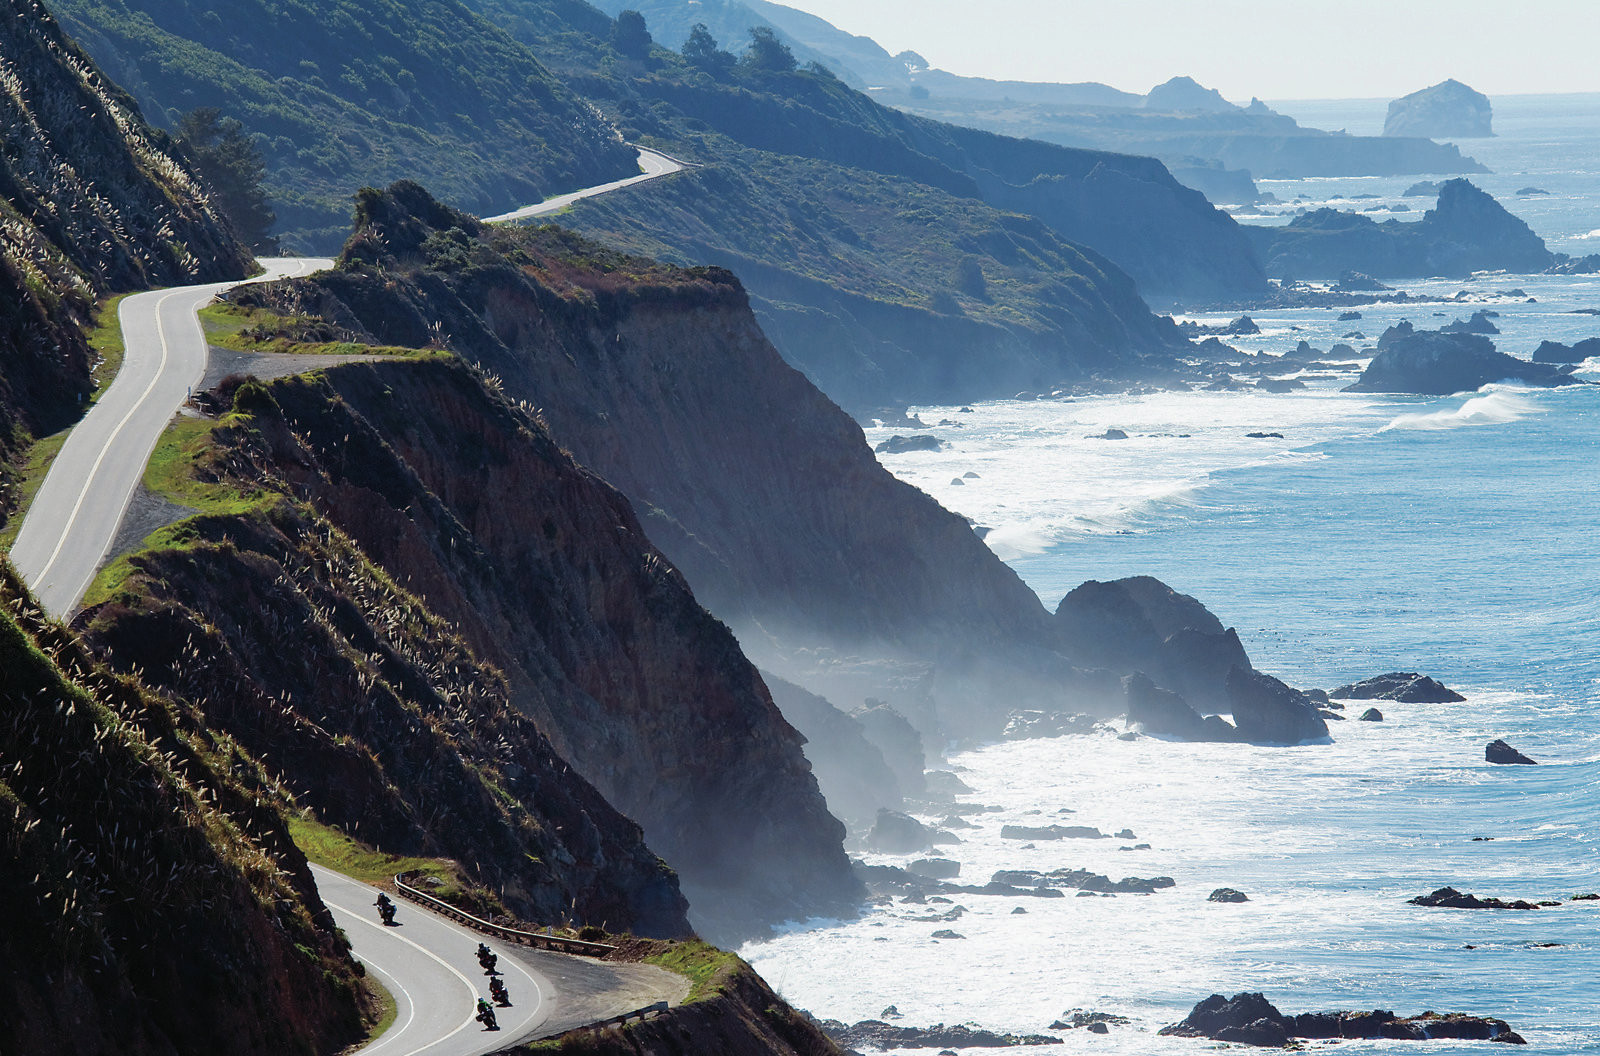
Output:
[314, 867, 554, 1056]
[9, 257, 332, 617]
[9, 147, 689, 1054]
[483, 147, 682, 223]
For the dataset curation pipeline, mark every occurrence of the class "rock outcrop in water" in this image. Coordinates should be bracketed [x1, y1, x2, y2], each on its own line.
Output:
[1345, 331, 1584, 394]
[1161, 992, 1526, 1046]
[1384, 80, 1495, 139]
[1409, 886, 1548, 909]
[1532, 338, 1600, 363]
[1253, 179, 1555, 280]
[1056, 577, 1327, 744]
[1486, 739, 1538, 765]
[821, 1018, 1060, 1049]
[1333, 672, 1465, 703]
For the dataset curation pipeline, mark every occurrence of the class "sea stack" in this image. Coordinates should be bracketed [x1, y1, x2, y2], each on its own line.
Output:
[1384, 80, 1494, 138]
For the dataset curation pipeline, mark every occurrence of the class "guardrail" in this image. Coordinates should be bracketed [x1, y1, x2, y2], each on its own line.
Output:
[392, 873, 616, 958]
[589, 1000, 670, 1030]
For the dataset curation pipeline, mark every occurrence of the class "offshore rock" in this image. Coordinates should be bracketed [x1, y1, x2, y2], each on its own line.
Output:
[1385, 80, 1494, 139]
[1208, 888, 1250, 903]
[1486, 739, 1538, 765]
[1162, 992, 1526, 1045]
[875, 434, 945, 454]
[1532, 338, 1600, 363]
[1359, 707, 1385, 721]
[1409, 886, 1544, 910]
[1345, 331, 1582, 394]
[1333, 672, 1466, 703]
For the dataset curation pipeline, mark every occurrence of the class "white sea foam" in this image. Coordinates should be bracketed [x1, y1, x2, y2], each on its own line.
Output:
[1380, 390, 1541, 432]
[1576, 228, 1600, 240]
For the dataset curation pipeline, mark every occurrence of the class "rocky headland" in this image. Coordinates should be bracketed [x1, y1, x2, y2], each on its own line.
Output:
[1252, 179, 1562, 281]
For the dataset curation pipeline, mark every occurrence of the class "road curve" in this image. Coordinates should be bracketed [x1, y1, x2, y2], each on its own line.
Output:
[9, 257, 332, 617]
[482, 147, 682, 224]
[312, 866, 553, 1056]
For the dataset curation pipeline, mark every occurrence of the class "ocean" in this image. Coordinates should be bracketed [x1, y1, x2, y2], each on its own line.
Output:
[741, 95, 1600, 1052]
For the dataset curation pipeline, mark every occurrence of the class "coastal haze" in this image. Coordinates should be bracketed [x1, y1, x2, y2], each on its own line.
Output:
[774, 0, 1600, 99]
[2, 0, 1597, 1054]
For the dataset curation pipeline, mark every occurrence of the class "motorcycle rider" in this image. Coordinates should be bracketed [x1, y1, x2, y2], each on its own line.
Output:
[489, 977, 510, 1006]
[373, 893, 396, 925]
[476, 942, 498, 974]
[475, 997, 499, 1030]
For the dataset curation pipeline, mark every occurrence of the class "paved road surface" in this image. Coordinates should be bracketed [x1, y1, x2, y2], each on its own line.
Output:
[313, 866, 553, 1055]
[10, 157, 688, 1053]
[482, 147, 682, 223]
[9, 257, 332, 616]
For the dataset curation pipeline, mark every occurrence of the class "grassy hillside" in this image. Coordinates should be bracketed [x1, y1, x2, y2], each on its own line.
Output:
[0, 565, 366, 1056]
[0, 0, 248, 518]
[51, 0, 638, 250]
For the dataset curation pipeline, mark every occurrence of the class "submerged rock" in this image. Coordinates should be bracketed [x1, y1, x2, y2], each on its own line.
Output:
[1051, 1010, 1131, 1031]
[823, 1019, 1059, 1048]
[1000, 824, 1108, 841]
[1486, 739, 1538, 765]
[1333, 672, 1465, 703]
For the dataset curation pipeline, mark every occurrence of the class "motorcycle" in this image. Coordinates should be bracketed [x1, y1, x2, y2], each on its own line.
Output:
[489, 977, 510, 1006]
[475, 999, 499, 1031]
[476, 942, 498, 975]
[374, 895, 396, 926]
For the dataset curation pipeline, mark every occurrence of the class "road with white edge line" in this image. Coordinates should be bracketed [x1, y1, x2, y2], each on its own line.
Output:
[483, 147, 682, 223]
[314, 867, 554, 1056]
[8, 147, 689, 1055]
[9, 256, 332, 617]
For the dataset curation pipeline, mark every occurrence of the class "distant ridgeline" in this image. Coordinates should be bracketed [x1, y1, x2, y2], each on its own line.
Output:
[52, 0, 1273, 413]
[459, 0, 1260, 413]
[0, 0, 247, 489]
[593, 0, 1487, 187]
[50, 0, 638, 250]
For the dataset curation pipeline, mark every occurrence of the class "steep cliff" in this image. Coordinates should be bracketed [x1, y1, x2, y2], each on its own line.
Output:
[233, 185, 1077, 740]
[0, 566, 364, 1056]
[83, 352, 856, 942]
[0, 0, 247, 479]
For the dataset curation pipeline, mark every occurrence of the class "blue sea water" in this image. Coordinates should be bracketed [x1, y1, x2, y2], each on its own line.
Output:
[743, 96, 1600, 1052]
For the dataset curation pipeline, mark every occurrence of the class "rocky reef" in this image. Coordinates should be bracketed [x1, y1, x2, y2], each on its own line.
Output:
[1385, 80, 1494, 139]
[1161, 992, 1525, 1046]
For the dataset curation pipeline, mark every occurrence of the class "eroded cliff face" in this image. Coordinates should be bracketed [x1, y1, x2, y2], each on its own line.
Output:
[0, 0, 249, 471]
[0, 568, 364, 1056]
[84, 358, 857, 942]
[237, 185, 1079, 743]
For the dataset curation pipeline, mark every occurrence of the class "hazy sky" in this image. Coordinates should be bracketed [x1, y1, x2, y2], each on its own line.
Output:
[777, 0, 1600, 100]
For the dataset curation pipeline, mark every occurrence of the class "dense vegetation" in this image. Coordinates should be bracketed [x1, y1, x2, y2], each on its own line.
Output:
[0, 0, 247, 515]
[51, 0, 638, 250]
[0, 565, 366, 1056]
